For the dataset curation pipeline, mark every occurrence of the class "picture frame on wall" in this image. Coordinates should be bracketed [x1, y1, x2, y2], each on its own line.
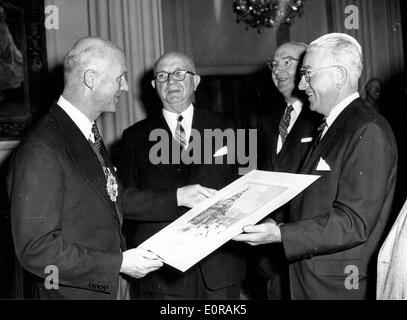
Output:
[0, 0, 47, 139]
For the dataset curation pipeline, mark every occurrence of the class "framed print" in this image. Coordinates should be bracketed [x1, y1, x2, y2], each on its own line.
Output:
[140, 170, 319, 272]
[0, 0, 47, 138]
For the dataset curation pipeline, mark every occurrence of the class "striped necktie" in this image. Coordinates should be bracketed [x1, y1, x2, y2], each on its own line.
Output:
[175, 115, 187, 149]
[303, 119, 328, 166]
[315, 119, 328, 145]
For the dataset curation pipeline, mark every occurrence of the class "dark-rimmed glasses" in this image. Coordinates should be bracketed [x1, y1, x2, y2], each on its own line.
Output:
[154, 70, 195, 83]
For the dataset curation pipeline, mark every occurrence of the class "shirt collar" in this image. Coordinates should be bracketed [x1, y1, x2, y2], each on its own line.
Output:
[325, 92, 360, 128]
[162, 104, 194, 128]
[57, 95, 93, 141]
[289, 99, 303, 114]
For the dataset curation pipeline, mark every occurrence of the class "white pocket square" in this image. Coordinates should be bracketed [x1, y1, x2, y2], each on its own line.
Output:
[301, 137, 313, 143]
[316, 158, 331, 171]
[213, 146, 228, 157]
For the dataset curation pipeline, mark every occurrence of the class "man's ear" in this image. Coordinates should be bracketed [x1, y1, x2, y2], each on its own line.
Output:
[193, 75, 201, 91]
[151, 79, 156, 89]
[336, 66, 347, 88]
[84, 70, 96, 89]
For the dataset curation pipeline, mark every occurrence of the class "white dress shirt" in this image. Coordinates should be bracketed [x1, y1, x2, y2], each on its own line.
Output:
[277, 99, 303, 154]
[57, 95, 96, 142]
[321, 92, 360, 139]
[162, 104, 194, 148]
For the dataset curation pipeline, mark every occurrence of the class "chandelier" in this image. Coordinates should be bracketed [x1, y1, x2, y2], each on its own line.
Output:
[233, 0, 306, 32]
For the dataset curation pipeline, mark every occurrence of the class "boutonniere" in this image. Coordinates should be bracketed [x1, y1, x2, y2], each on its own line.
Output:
[103, 167, 118, 202]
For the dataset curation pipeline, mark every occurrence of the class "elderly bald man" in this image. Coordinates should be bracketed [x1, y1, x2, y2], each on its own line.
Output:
[8, 37, 163, 300]
[118, 51, 246, 299]
[235, 33, 397, 300]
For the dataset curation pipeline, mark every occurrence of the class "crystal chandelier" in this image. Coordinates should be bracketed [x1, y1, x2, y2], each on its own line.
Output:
[233, 0, 306, 32]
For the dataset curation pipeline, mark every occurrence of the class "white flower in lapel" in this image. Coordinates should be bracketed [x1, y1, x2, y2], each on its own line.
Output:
[103, 167, 118, 202]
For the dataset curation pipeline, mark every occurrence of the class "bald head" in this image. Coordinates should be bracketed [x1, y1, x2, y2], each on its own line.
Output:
[153, 52, 197, 74]
[62, 37, 128, 121]
[276, 42, 307, 58]
[63, 37, 123, 87]
[151, 51, 200, 114]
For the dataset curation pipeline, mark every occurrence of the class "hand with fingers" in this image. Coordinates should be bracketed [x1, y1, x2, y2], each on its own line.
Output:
[120, 248, 164, 278]
[177, 184, 217, 208]
[232, 218, 282, 246]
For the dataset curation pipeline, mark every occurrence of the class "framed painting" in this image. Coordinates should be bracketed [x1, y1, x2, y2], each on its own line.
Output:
[140, 170, 319, 272]
[0, 0, 47, 139]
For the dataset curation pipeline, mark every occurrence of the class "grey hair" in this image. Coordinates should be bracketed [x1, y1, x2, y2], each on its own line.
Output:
[309, 33, 363, 86]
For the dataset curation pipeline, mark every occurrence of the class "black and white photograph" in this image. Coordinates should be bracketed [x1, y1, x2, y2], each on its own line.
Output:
[0, 0, 406, 311]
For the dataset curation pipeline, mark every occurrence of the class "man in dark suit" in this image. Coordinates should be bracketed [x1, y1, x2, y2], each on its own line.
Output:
[255, 42, 320, 299]
[258, 42, 320, 174]
[254, 42, 320, 299]
[118, 52, 246, 299]
[8, 37, 163, 299]
[234, 33, 398, 299]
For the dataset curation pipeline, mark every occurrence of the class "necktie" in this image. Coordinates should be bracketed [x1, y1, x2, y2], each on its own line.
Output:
[279, 105, 294, 145]
[90, 123, 118, 203]
[175, 115, 187, 149]
[315, 119, 328, 145]
[91, 123, 108, 167]
[303, 119, 328, 166]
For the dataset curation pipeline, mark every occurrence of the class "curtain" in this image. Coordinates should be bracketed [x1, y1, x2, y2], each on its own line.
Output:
[327, 0, 404, 92]
[88, 0, 164, 147]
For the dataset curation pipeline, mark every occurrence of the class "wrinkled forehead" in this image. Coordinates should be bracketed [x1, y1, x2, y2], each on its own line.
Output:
[274, 44, 305, 60]
[155, 54, 193, 72]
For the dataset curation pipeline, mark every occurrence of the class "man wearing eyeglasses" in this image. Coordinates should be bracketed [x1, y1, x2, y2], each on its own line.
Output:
[117, 52, 245, 299]
[235, 33, 397, 300]
[255, 42, 321, 300]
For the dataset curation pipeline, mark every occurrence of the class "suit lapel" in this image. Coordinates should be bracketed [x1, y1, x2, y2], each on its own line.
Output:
[270, 121, 279, 170]
[278, 110, 305, 156]
[264, 112, 281, 170]
[50, 105, 119, 222]
[300, 101, 357, 172]
[301, 125, 340, 172]
[190, 107, 206, 166]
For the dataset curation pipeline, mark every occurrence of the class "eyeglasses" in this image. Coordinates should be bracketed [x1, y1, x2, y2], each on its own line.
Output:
[267, 56, 300, 72]
[300, 66, 343, 82]
[154, 70, 195, 83]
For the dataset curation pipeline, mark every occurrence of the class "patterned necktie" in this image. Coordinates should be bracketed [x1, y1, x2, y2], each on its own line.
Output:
[91, 123, 106, 165]
[90, 123, 119, 203]
[279, 105, 294, 145]
[175, 115, 187, 149]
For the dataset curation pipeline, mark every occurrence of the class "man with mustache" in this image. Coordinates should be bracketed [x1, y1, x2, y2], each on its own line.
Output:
[255, 42, 320, 299]
[118, 52, 246, 299]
